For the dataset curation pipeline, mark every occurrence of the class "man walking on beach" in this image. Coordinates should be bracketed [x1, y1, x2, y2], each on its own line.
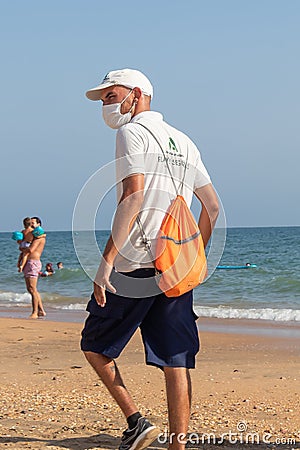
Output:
[81, 69, 219, 450]
[22, 217, 46, 318]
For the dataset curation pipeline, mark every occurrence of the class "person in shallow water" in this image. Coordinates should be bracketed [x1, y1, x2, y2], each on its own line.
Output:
[22, 217, 47, 319]
[40, 262, 55, 277]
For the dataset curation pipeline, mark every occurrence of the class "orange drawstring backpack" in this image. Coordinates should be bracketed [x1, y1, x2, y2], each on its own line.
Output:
[136, 124, 207, 297]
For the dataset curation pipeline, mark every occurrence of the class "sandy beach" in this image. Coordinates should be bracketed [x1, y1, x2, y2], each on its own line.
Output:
[0, 316, 299, 450]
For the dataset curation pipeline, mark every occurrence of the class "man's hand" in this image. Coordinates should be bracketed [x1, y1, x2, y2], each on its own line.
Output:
[93, 259, 116, 307]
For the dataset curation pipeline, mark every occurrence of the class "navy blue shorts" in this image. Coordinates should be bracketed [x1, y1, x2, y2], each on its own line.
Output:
[80, 269, 200, 369]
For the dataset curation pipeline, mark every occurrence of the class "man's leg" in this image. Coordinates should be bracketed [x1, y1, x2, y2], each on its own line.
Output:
[84, 351, 159, 450]
[81, 287, 159, 449]
[164, 367, 191, 450]
[25, 277, 46, 318]
[140, 290, 198, 449]
[84, 351, 139, 418]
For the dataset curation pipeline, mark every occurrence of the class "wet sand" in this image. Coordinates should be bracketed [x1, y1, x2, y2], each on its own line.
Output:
[0, 317, 299, 449]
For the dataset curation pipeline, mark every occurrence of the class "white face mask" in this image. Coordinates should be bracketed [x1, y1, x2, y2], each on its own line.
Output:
[102, 89, 135, 129]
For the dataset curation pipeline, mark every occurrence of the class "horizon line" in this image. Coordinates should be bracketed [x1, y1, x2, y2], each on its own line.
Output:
[1, 224, 300, 233]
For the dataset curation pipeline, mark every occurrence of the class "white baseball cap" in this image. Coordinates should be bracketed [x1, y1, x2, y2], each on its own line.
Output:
[85, 68, 153, 101]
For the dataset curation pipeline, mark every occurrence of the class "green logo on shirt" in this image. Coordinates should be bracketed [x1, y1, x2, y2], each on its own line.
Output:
[169, 137, 178, 152]
[168, 137, 183, 157]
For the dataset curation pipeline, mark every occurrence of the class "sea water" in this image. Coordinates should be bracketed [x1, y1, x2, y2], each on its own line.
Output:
[0, 227, 299, 323]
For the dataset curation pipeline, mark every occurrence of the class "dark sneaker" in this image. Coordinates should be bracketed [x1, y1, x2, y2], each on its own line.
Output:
[119, 417, 159, 450]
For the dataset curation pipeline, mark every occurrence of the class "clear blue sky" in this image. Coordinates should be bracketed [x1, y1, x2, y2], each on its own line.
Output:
[1, 0, 299, 231]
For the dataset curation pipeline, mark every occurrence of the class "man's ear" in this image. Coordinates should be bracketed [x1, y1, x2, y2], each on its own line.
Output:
[133, 87, 142, 100]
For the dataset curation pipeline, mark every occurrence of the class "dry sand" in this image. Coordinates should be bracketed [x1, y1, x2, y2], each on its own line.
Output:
[0, 317, 299, 450]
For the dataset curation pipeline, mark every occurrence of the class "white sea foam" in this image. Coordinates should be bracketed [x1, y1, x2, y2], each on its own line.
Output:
[61, 303, 300, 322]
[194, 305, 300, 322]
[1, 290, 299, 323]
[0, 291, 31, 304]
[60, 303, 86, 311]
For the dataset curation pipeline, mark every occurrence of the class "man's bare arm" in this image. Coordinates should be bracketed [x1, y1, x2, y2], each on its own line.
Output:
[194, 183, 219, 248]
[94, 173, 144, 306]
[103, 174, 144, 265]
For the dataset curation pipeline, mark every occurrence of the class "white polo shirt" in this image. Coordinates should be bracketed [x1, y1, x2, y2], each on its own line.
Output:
[114, 111, 211, 272]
